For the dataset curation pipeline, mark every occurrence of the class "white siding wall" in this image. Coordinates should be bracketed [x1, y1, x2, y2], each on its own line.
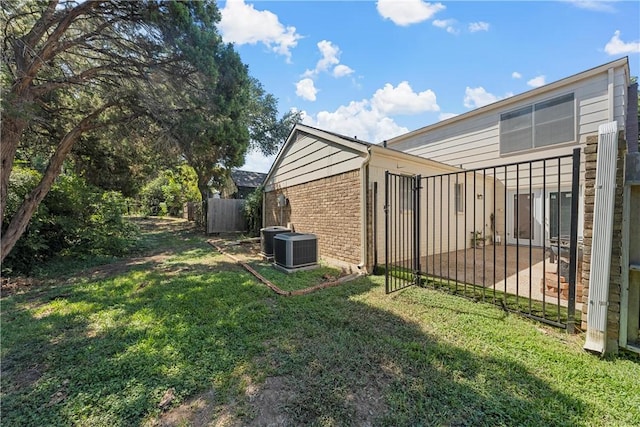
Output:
[389, 66, 627, 171]
[385, 64, 628, 248]
[264, 132, 366, 192]
[368, 154, 499, 265]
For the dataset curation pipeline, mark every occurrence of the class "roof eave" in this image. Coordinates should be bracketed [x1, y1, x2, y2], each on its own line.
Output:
[387, 56, 630, 146]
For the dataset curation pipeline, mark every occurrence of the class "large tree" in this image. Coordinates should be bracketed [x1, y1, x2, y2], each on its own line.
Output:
[1, 0, 291, 261]
[142, 56, 300, 201]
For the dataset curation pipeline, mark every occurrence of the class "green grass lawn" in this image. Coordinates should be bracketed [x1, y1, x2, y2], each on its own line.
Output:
[1, 218, 638, 426]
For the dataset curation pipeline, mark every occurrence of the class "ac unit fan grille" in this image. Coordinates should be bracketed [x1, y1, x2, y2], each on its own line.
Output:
[274, 233, 318, 269]
[260, 227, 291, 257]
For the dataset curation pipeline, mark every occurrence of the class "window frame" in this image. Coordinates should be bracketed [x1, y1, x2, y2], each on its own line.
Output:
[499, 92, 576, 155]
[399, 175, 414, 213]
[454, 182, 464, 214]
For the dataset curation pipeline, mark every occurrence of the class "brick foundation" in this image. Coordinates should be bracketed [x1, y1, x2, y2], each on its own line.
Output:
[264, 170, 362, 268]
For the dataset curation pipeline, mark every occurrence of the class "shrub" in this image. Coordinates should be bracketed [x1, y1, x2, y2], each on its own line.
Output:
[243, 186, 263, 237]
[2, 167, 139, 275]
[139, 174, 166, 216]
[139, 166, 200, 217]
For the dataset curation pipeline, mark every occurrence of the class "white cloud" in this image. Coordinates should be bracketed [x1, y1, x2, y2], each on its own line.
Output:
[219, 0, 301, 61]
[464, 87, 499, 109]
[604, 30, 640, 55]
[439, 112, 459, 121]
[469, 21, 490, 32]
[377, 0, 446, 26]
[372, 81, 440, 114]
[463, 87, 513, 109]
[304, 40, 354, 79]
[303, 102, 409, 143]
[315, 40, 340, 73]
[433, 19, 458, 34]
[512, 71, 522, 79]
[295, 78, 318, 101]
[527, 75, 546, 88]
[333, 64, 355, 78]
[565, 0, 617, 13]
[432, 19, 453, 28]
[300, 81, 441, 142]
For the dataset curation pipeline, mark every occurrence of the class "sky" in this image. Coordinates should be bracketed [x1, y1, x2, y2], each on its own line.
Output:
[215, 0, 640, 173]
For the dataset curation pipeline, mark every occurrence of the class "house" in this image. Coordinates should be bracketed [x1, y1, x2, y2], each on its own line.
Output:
[264, 57, 638, 354]
[387, 57, 633, 245]
[262, 124, 490, 273]
[230, 169, 267, 199]
[384, 56, 638, 354]
[218, 169, 266, 199]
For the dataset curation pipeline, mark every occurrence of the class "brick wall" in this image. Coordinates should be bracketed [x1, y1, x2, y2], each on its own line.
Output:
[581, 132, 626, 352]
[264, 170, 362, 267]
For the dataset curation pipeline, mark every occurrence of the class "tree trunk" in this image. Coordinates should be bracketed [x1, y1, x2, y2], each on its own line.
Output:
[197, 180, 209, 231]
[1, 0, 98, 240]
[0, 108, 107, 262]
[0, 116, 28, 231]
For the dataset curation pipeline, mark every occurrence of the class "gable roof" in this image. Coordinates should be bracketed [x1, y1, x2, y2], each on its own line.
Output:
[263, 123, 462, 189]
[231, 169, 266, 188]
[298, 123, 374, 147]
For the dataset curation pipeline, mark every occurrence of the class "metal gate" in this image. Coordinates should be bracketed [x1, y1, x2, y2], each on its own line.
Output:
[385, 148, 581, 332]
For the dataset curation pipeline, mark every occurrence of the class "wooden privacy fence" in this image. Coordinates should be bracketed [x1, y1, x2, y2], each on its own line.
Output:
[207, 198, 247, 233]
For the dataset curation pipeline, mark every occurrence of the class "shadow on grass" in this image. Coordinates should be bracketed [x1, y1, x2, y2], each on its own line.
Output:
[1, 243, 593, 426]
[261, 283, 587, 426]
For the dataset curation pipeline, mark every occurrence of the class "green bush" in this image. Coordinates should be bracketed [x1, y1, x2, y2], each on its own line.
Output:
[2, 167, 139, 275]
[139, 166, 200, 217]
[139, 174, 166, 216]
[243, 186, 263, 236]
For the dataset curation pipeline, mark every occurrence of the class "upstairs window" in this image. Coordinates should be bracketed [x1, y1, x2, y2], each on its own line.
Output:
[500, 93, 575, 154]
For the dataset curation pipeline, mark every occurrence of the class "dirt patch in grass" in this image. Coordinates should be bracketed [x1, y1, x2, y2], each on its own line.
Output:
[0, 253, 173, 298]
[151, 376, 297, 427]
[152, 373, 389, 427]
[0, 277, 43, 297]
[148, 390, 218, 427]
[243, 376, 296, 426]
[1, 364, 46, 393]
[209, 239, 262, 264]
[83, 253, 173, 280]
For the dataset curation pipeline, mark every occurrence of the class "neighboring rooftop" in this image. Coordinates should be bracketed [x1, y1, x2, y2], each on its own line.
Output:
[231, 169, 267, 188]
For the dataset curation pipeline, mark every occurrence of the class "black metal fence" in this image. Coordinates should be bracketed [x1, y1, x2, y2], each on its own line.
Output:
[385, 148, 581, 331]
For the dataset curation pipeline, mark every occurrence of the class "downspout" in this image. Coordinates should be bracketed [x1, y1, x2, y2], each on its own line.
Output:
[607, 67, 614, 123]
[262, 187, 266, 229]
[359, 147, 372, 273]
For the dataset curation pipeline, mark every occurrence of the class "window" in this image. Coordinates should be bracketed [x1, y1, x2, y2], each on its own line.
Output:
[500, 93, 575, 154]
[400, 180, 414, 212]
[549, 191, 572, 238]
[455, 183, 464, 213]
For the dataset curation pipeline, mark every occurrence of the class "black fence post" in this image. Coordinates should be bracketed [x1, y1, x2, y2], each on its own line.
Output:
[414, 175, 421, 285]
[567, 148, 581, 333]
[384, 171, 390, 293]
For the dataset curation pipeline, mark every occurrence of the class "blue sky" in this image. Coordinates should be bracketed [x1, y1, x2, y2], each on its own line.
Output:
[216, 0, 640, 173]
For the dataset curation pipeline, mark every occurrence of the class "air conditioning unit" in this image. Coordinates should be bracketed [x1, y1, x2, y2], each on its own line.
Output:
[273, 233, 318, 270]
[260, 226, 291, 259]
